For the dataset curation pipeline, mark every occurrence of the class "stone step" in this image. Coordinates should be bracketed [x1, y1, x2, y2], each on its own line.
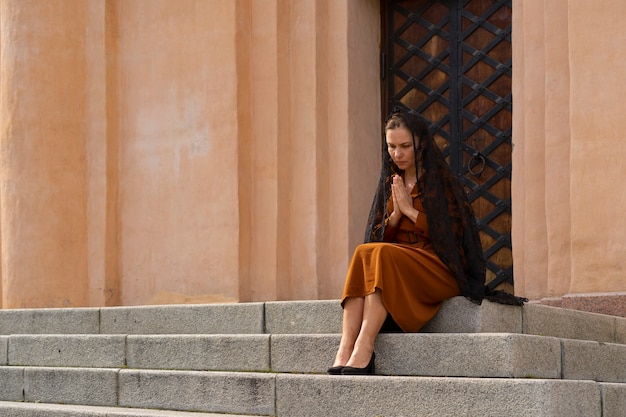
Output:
[1, 334, 271, 371]
[0, 298, 624, 344]
[276, 375, 626, 417]
[0, 401, 262, 417]
[273, 333, 626, 383]
[2, 333, 625, 382]
[1, 367, 275, 415]
[1, 367, 625, 417]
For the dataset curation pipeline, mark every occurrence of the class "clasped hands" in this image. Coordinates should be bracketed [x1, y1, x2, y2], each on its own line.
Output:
[388, 175, 420, 226]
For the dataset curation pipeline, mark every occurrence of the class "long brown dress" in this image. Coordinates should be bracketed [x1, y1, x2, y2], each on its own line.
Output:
[341, 185, 460, 332]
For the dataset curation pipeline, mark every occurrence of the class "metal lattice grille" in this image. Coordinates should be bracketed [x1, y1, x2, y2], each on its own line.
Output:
[383, 0, 513, 289]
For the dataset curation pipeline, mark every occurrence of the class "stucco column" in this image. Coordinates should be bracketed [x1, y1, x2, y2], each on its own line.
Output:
[0, 0, 92, 307]
[513, 0, 626, 314]
[114, 0, 242, 305]
[567, 0, 626, 294]
[237, 0, 380, 302]
[512, 0, 548, 299]
[543, 0, 572, 297]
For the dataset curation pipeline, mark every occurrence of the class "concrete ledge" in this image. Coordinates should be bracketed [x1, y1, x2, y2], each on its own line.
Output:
[24, 367, 118, 406]
[0, 401, 261, 416]
[535, 292, 626, 317]
[100, 303, 264, 334]
[9, 335, 126, 368]
[0, 308, 100, 335]
[265, 300, 342, 334]
[422, 297, 523, 333]
[616, 317, 625, 344]
[0, 336, 7, 365]
[276, 375, 601, 417]
[376, 333, 561, 378]
[524, 304, 616, 343]
[271, 334, 340, 373]
[271, 333, 561, 378]
[1, 299, 622, 341]
[127, 335, 270, 371]
[264, 297, 526, 335]
[0, 367, 24, 401]
[562, 339, 626, 383]
[600, 383, 626, 417]
[119, 369, 275, 415]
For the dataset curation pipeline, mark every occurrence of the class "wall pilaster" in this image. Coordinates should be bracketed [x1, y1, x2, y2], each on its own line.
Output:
[512, 0, 626, 305]
[0, 0, 92, 307]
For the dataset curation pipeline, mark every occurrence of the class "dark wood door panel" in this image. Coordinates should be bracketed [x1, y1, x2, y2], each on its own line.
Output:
[383, 0, 513, 289]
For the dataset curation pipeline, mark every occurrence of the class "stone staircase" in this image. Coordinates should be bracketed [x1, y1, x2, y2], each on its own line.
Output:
[0, 297, 624, 416]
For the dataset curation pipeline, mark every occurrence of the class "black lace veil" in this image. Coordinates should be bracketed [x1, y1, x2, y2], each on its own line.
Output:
[364, 106, 526, 306]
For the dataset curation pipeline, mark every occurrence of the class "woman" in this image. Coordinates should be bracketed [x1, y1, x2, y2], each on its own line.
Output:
[329, 107, 525, 375]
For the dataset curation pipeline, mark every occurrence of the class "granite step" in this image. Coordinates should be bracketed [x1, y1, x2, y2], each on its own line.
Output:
[1, 367, 275, 415]
[2, 333, 625, 382]
[1, 367, 625, 417]
[1, 298, 625, 416]
[1, 334, 271, 371]
[0, 298, 624, 344]
[0, 401, 262, 417]
[273, 333, 626, 382]
[275, 374, 626, 417]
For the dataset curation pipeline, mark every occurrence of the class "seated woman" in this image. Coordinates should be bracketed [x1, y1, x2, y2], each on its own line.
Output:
[329, 107, 525, 375]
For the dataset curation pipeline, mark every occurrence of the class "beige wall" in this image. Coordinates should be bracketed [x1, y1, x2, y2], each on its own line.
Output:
[1, 0, 623, 308]
[237, 0, 381, 302]
[512, 0, 626, 300]
[116, 1, 244, 305]
[0, 0, 380, 308]
[1, 0, 92, 307]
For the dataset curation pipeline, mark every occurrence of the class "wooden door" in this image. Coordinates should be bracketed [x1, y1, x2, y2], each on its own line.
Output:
[382, 0, 513, 290]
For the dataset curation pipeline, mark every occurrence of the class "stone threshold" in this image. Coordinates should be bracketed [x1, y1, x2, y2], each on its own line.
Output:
[533, 292, 626, 317]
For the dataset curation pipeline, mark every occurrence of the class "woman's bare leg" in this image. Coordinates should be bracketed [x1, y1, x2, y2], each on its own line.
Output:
[332, 296, 364, 367]
[345, 289, 387, 368]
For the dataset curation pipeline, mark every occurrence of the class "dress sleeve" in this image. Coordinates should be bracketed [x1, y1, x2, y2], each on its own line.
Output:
[382, 197, 397, 242]
[413, 211, 429, 238]
[382, 218, 398, 242]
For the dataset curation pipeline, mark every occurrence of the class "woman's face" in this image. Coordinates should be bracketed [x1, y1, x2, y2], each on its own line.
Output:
[386, 126, 416, 173]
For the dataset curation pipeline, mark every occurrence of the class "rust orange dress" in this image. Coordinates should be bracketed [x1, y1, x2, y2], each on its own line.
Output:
[341, 186, 460, 332]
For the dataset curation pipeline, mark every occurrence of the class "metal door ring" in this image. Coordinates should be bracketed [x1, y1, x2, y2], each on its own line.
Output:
[468, 152, 486, 176]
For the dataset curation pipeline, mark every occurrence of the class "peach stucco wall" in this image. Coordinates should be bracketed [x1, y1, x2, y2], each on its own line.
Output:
[512, 0, 626, 300]
[0, 0, 380, 308]
[0, 0, 623, 308]
[116, 2, 242, 306]
[1, 0, 91, 307]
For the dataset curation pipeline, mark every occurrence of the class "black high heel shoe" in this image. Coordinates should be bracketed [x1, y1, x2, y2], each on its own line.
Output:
[326, 365, 345, 375]
[341, 352, 375, 375]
